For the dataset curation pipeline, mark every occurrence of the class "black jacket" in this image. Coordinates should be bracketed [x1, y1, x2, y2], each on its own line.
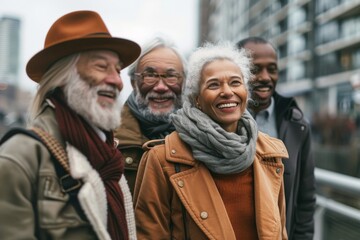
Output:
[274, 92, 316, 240]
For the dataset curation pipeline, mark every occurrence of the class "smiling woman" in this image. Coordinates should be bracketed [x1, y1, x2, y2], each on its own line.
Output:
[196, 59, 248, 132]
[133, 42, 290, 239]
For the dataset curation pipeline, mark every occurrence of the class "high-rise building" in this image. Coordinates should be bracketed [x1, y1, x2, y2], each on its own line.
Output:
[199, 1, 360, 239]
[0, 15, 24, 136]
[198, 0, 360, 173]
[0, 16, 20, 86]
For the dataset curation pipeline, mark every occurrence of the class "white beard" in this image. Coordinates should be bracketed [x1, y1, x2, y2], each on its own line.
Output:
[134, 85, 182, 122]
[64, 74, 122, 131]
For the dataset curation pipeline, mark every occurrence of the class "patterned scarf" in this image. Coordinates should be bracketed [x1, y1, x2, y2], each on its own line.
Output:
[50, 90, 128, 240]
[171, 102, 258, 174]
[126, 92, 176, 139]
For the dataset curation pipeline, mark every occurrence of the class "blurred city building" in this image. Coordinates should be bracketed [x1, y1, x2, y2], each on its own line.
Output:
[0, 16, 20, 86]
[0, 15, 27, 136]
[199, 0, 360, 239]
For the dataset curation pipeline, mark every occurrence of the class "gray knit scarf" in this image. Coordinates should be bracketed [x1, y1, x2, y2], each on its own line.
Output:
[171, 102, 258, 174]
[127, 92, 175, 139]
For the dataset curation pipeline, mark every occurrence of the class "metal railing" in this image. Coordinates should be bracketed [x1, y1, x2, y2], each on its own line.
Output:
[315, 168, 360, 197]
[314, 168, 360, 240]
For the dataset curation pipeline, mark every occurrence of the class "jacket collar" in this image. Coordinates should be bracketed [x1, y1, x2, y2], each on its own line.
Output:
[165, 132, 196, 166]
[255, 131, 289, 159]
[114, 103, 149, 146]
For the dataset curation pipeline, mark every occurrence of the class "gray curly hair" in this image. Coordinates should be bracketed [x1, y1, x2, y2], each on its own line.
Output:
[183, 41, 252, 107]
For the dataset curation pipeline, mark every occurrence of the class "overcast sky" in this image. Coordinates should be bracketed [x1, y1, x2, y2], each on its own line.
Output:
[1, 0, 199, 99]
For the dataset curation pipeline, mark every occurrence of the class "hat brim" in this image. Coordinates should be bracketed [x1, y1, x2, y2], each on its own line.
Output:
[26, 36, 141, 82]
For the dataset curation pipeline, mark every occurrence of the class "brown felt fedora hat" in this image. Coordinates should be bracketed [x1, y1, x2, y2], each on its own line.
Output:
[26, 10, 141, 82]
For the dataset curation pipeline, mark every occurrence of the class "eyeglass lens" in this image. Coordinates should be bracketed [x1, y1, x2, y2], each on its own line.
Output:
[143, 72, 180, 85]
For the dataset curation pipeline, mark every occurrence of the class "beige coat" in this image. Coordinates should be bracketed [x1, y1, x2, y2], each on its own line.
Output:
[0, 102, 136, 240]
[134, 131, 289, 240]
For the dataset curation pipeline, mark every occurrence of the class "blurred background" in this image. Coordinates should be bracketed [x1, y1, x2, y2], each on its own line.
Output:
[1, 0, 360, 239]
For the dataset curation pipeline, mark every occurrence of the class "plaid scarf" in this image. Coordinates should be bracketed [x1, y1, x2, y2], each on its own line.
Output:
[50, 90, 128, 240]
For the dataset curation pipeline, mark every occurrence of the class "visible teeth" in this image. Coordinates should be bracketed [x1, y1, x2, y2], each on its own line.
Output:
[256, 87, 270, 92]
[218, 103, 237, 108]
[152, 98, 169, 103]
[98, 91, 115, 98]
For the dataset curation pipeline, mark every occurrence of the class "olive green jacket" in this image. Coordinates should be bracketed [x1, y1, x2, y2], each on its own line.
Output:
[0, 102, 136, 240]
[114, 103, 149, 194]
[134, 131, 289, 240]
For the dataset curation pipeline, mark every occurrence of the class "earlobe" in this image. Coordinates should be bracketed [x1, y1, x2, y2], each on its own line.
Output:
[195, 96, 202, 110]
[196, 103, 202, 110]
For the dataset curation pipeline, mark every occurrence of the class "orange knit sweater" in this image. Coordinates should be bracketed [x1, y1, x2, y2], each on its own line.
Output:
[212, 165, 259, 240]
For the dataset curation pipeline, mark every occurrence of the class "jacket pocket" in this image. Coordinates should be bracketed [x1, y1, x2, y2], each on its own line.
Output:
[37, 174, 83, 229]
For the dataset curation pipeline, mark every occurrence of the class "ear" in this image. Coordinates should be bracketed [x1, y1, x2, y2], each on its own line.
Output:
[195, 96, 201, 110]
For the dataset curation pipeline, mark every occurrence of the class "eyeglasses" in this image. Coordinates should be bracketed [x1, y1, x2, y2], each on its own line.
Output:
[134, 72, 183, 86]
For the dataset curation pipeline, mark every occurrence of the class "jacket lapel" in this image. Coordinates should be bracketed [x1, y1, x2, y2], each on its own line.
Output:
[166, 133, 236, 240]
[253, 157, 283, 240]
[165, 132, 288, 240]
[169, 164, 236, 240]
[253, 132, 288, 240]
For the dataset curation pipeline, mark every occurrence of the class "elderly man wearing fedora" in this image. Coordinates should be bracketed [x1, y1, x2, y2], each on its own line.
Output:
[0, 10, 140, 240]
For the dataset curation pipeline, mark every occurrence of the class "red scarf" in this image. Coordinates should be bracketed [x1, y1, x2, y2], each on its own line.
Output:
[50, 90, 128, 240]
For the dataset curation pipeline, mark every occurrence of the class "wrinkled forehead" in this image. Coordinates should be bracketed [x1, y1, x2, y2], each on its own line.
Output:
[138, 47, 184, 72]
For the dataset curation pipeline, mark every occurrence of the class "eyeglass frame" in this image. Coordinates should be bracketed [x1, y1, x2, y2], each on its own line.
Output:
[134, 71, 183, 86]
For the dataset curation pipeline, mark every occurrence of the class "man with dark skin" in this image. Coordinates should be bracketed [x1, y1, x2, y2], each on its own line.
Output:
[237, 37, 316, 240]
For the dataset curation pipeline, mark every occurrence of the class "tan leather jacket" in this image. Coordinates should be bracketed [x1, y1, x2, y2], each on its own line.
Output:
[0, 103, 136, 240]
[134, 131, 289, 240]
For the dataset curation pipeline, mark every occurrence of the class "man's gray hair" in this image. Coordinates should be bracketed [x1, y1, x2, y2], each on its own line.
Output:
[184, 41, 252, 106]
[127, 36, 187, 81]
[27, 54, 80, 124]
